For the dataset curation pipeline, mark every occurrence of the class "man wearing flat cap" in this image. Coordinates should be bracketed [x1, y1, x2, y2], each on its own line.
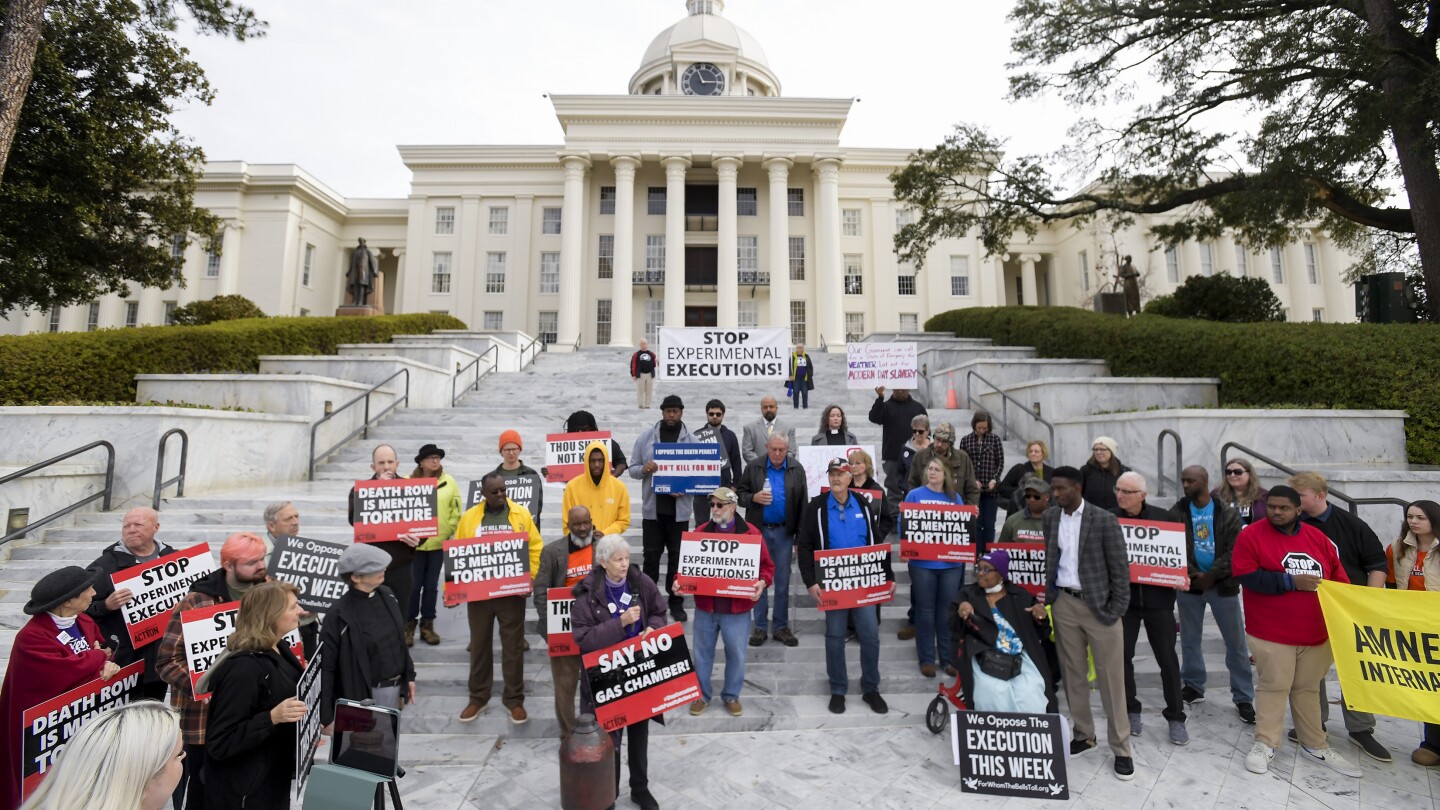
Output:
[319, 543, 416, 728]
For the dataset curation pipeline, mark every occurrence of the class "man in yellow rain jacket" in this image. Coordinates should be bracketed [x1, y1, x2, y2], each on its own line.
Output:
[561, 439, 631, 537]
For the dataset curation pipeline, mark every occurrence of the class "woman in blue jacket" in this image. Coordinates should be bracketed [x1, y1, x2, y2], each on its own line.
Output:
[903, 458, 966, 677]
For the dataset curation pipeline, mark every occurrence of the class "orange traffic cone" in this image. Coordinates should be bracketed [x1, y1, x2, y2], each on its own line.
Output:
[946, 388, 958, 409]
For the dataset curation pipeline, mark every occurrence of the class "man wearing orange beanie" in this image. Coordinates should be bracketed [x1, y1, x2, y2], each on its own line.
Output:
[492, 430, 543, 521]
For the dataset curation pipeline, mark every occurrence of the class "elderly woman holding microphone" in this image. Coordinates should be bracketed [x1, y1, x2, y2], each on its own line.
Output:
[951, 549, 1054, 713]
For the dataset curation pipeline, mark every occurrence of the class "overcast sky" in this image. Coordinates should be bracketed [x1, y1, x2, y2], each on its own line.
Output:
[169, 0, 1090, 199]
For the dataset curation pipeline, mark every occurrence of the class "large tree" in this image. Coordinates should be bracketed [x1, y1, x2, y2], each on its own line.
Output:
[892, 1, 1440, 320]
[0, 0, 261, 312]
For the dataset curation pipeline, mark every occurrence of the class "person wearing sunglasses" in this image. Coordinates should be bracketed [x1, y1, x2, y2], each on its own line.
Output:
[1213, 458, 1269, 526]
[952, 549, 1052, 714]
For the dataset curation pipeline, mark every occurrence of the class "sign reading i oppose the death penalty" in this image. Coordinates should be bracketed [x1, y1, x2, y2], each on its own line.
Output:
[352, 478, 439, 543]
[112, 543, 216, 649]
[546, 588, 577, 657]
[813, 546, 893, 610]
[544, 431, 612, 484]
[582, 623, 702, 732]
[268, 535, 349, 613]
[673, 532, 762, 598]
[954, 710, 1069, 800]
[650, 443, 722, 495]
[988, 543, 1048, 597]
[656, 327, 788, 382]
[21, 661, 145, 800]
[846, 342, 918, 389]
[442, 532, 532, 606]
[468, 472, 544, 515]
[900, 502, 980, 564]
[295, 644, 324, 799]
[181, 601, 304, 700]
[1117, 519, 1189, 588]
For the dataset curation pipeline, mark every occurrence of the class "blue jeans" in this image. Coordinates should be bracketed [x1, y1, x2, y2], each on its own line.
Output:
[1177, 589, 1254, 703]
[825, 605, 880, 695]
[752, 526, 793, 632]
[910, 565, 963, 667]
[791, 383, 808, 409]
[693, 609, 751, 703]
[977, 493, 999, 551]
[408, 548, 443, 621]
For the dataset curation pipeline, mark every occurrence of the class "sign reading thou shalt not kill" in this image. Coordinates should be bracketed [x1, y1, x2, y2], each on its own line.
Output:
[547, 587, 577, 657]
[544, 431, 612, 484]
[352, 478, 439, 543]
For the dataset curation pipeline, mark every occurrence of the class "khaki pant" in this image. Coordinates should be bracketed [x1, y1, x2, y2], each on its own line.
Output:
[1053, 590, 1131, 757]
[552, 654, 581, 737]
[636, 375, 654, 408]
[1248, 634, 1333, 750]
[467, 595, 526, 708]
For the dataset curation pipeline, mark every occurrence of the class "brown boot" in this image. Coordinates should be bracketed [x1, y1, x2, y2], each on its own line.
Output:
[404, 621, 416, 647]
[419, 619, 441, 645]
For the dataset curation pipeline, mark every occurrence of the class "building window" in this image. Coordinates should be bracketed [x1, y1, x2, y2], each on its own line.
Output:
[788, 236, 805, 280]
[899, 313, 919, 333]
[482, 311, 503, 330]
[542, 207, 563, 235]
[789, 300, 806, 345]
[737, 235, 760, 282]
[644, 299, 663, 343]
[1165, 247, 1180, 283]
[302, 244, 314, 287]
[1305, 242, 1319, 285]
[737, 188, 757, 216]
[1199, 243, 1214, 276]
[124, 301, 139, 327]
[598, 234, 614, 279]
[540, 252, 560, 294]
[1312, 308, 1324, 322]
[48, 305, 61, 333]
[1079, 250, 1090, 292]
[897, 274, 916, 296]
[163, 302, 177, 325]
[1270, 247, 1284, 283]
[738, 300, 758, 328]
[485, 252, 507, 293]
[787, 188, 804, 216]
[950, 255, 970, 296]
[538, 311, 558, 344]
[647, 187, 666, 216]
[488, 206, 509, 235]
[86, 302, 100, 332]
[435, 206, 455, 235]
[431, 252, 452, 293]
[599, 186, 616, 215]
[843, 254, 863, 295]
[841, 209, 862, 237]
[895, 208, 914, 232]
[170, 234, 185, 280]
[644, 235, 665, 281]
[1235, 244, 1249, 277]
[205, 247, 221, 278]
[845, 312, 865, 343]
[595, 299, 612, 345]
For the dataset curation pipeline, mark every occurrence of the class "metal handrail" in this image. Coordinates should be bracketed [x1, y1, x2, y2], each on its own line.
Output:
[1219, 441, 1410, 520]
[964, 370, 1057, 452]
[152, 428, 189, 510]
[519, 336, 542, 366]
[0, 441, 115, 546]
[308, 369, 410, 480]
[452, 345, 498, 406]
[1156, 429, 1182, 498]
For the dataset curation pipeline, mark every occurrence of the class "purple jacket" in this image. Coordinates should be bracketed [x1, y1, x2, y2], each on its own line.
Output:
[571, 564, 667, 715]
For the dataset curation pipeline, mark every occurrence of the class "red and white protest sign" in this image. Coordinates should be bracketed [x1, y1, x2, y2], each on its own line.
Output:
[900, 502, 979, 564]
[546, 588, 577, 657]
[20, 661, 145, 799]
[988, 543, 1048, 598]
[582, 623, 701, 732]
[181, 601, 303, 699]
[545, 431, 611, 483]
[112, 543, 216, 649]
[353, 478, 439, 543]
[673, 532, 762, 598]
[813, 546, 893, 610]
[1118, 519, 1189, 589]
[443, 532, 532, 606]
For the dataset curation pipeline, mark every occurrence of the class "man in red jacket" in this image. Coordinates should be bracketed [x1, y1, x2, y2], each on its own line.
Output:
[688, 487, 774, 717]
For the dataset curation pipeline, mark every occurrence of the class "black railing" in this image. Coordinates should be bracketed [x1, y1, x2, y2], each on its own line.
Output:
[0, 441, 115, 546]
[633, 270, 665, 284]
[685, 216, 718, 232]
[964, 370, 1057, 451]
[519, 336, 543, 366]
[738, 270, 770, 285]
[152, 428, 189, 510]
[1220, 441, 1409, 521]
[452, 346, 498, 406]
[308, 369, 410, 480]
[1155, 429, 1182, 498]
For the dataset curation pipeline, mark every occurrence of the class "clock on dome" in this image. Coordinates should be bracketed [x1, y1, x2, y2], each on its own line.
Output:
[681, 62, 726, 96]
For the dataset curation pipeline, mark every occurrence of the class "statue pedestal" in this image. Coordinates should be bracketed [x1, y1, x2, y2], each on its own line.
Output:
[336, 305, 382, 317]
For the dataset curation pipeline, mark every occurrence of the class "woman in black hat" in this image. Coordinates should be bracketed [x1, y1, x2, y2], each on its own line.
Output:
[407, 443, 461, 646]
[0, 566, 122, 807]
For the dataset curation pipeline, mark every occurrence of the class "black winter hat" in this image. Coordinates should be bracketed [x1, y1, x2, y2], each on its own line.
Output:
[24, 566, 98, 615]
[660, 394, 685, 410]
[414, 443, 446, 464]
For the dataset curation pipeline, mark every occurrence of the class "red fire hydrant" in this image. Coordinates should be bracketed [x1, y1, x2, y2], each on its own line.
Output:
[560, 713, 616, 810]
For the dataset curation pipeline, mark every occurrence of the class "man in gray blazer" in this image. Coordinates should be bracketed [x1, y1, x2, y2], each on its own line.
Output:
[741, 395, 795, 466]
[1043, 466, 1135, 781]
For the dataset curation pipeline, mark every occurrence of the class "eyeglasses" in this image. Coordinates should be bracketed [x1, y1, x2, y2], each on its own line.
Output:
[975, 565, 997, 574]
[1092, 446, 1110, 453]
[708, 502, 728, 509]
[913, 429, 928, 434]
[1115, 488, 1144, 496]
[1023, 493, 1046, 501]
[1225, 468, 1246, 476]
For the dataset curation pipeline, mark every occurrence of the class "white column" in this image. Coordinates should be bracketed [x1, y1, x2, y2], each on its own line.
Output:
[1286, 240, 1313, 321]
[1020, 253, 1040, 306]
[557, 155, 590, 349]
[814, 158, 843, 346]
[764, 157, 792, 329]
[610, 156, 640, 345]
[662, 155, 690, 328]
[217, 221, 242, 296]
[716, 155, 742, 328]
[456, 195, 482, 328]
[391, 249, 405, 315]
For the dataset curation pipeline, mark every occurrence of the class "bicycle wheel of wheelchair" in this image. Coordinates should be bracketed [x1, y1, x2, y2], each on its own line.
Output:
[925, 695, 948, 734]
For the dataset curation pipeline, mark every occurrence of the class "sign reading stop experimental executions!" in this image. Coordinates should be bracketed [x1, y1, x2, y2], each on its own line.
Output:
[20, 661, 145, 800]
[442, 531, 532, 606]
[1117, 519, 1189, 589]
[954, 710, 1069, 800]
[582, 623, 701, 732]
[673, 532, 762, 598]
[180, 601, 305, 700]
[813, 546, 893, 610]
[655, 327, 788, 382]
[112, 543, 216, 649]
[352, 478, 439, 544]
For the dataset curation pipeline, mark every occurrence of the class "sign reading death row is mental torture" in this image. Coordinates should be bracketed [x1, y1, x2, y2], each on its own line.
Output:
[467, 472, 544, 515]
[295, 644, 324, 799]
[544, 431, 612, 484]
[900, 502, 980, 564]
[353, 478, 439, 543]
[443, 532, 532, 606]
[268, 535, 349, 613]
[988, 543, 1047, 598]
[813, 546, 893, 610]
[846, 342, 918, 390]
[655, 327, 788, 382]
[546, 588, 577, 657]
[112, 543, 216, 649]
[582, 623, 702, 732]
[181, 601, 305, 700]
[955, 710, 1069, 801]
[1117, 519, 1189, 589]
[21, 661, 145, 800]
[673, 533, 762, 599]
[650, 443, 722, 495]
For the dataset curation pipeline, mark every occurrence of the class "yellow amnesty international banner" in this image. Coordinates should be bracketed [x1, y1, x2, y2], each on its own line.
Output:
[1318, 581, 1440, 724]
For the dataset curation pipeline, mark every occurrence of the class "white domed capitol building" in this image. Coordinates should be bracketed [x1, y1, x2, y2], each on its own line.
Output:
[5, 0, 1360, 338]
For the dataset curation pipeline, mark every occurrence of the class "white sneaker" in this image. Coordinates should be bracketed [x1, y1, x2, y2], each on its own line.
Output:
[1246, 742, 1274, 774]
[1302, 746, 1363, 778]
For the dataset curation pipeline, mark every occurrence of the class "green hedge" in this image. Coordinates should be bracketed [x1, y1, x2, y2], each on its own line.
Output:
[924, 307, 1440, 465]
[0, 313, 467, 403]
